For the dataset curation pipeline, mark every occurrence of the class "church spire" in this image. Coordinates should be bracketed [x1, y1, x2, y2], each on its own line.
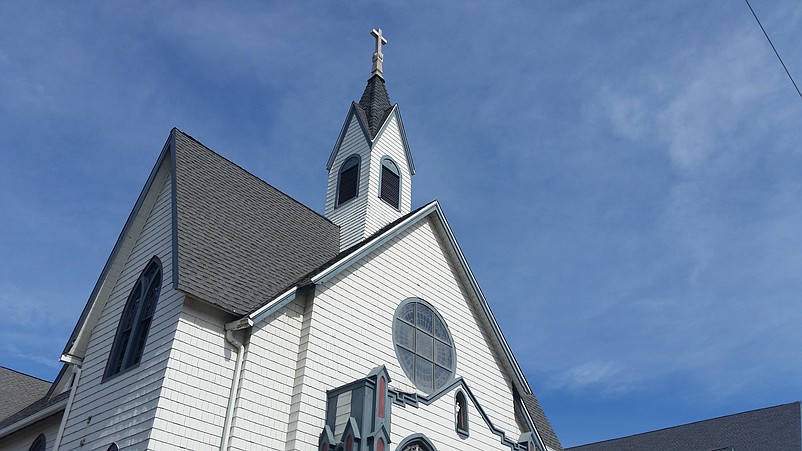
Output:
[359, 28, 393, 138]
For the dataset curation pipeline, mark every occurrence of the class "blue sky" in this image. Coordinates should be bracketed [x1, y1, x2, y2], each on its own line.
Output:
[1, 1, 801, 447]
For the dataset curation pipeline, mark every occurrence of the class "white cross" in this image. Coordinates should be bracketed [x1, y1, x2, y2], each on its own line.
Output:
[371, 28, 387, 78]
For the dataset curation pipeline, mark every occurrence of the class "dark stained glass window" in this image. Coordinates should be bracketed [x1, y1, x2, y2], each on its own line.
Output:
[105, 257, 162, 379]
[393, 299, 455, 393]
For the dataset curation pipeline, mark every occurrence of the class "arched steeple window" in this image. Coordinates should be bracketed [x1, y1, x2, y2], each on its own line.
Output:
[28, 434, 46, 451]
[105, 256, 162, 379]
[337, 155, 361, 206]
[379, 157, 400, 209]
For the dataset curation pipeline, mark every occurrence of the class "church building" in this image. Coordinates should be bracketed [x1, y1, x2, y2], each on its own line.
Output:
[0, 29, 563, 451]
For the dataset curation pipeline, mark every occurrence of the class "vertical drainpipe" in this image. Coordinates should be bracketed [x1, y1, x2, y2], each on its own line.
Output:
[52, 363, 82, 451]
[220, 317, 252, 451]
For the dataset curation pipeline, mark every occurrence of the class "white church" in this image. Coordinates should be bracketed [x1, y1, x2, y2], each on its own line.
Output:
[0, 30, 563, 451]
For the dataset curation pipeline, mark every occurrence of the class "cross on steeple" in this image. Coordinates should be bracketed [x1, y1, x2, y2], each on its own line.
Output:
[371, 28, 387, 78]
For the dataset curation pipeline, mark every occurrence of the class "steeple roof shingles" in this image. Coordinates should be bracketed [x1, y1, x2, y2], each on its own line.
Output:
[356, 74, 393, 138]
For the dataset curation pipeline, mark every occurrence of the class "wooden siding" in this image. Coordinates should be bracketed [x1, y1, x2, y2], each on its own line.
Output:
[225, 296, 309, 450]
[0, 413, 61, 451]
[59, 166, 183, 450]
[287, 217, 523, 450]
[325, 114, 371, 250]
[147, 297, 235, 450]
[326, 112, 412, 250]
[362, 114, 412, 239]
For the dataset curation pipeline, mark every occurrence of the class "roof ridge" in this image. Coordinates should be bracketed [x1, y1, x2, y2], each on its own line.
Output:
[172, 128, 336, 227]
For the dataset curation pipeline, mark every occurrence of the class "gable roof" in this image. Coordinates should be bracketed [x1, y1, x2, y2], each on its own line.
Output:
[0, 367, 51, 423]
[63, 129, 341, 360]
[171, 130, 340, 314]
[566, 402, 801, 451]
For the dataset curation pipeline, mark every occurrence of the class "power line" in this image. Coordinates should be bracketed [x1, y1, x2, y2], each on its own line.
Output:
[744, 0, 802, 101]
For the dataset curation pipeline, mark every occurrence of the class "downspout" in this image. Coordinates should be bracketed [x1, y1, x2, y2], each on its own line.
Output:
[53, 362, 82, 451]
[220, 318, 252, 451]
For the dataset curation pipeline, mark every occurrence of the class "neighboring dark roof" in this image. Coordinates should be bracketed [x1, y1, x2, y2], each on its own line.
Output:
[356, 74, 393, 138]
[0, 367, 51, 423]
[523, 393, 563, 450]
[172, 130, 340, 315]
[0, 391, 69, 431]
[566, 402, 802, 451]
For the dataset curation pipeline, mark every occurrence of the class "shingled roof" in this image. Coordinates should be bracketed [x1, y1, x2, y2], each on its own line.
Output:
[356, 74, 393, 138]
[523, 393, 563, 450]
[172, 130, 340, 315]
[0, 367, 51, 423]
[566, 402, 801, 451]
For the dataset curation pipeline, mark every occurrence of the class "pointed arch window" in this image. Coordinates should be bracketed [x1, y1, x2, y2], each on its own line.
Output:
[455, 390, 469, 437]
[28, 434, 46, 451]
[105, 256, 162, 379]
[337, 155, 360, 206]
[379, 157, 400, 209]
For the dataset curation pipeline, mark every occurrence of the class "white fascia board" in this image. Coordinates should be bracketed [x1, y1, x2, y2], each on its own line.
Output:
[326, 103, 372, 171]
[311, 201, 439, 285]
[243, 286, 299, 327]
[0, 398, 67, 438]
[432, 205, 533, 395]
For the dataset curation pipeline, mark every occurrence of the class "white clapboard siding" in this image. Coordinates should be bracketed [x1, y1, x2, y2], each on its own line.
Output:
[226, 295, 310, 450]
[285, 216, 523, 450]
[362, 114, 412, 237]
[326, 112, 411, 251]
[0, 414, 61, 451]
[59, 168, 183, 451]
[326, 114, 372, 250]
[392, 388, 513, 451]
[147, 297, 235, 450]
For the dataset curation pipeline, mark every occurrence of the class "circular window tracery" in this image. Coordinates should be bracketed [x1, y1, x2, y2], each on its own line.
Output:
[393, 298, 455, 393]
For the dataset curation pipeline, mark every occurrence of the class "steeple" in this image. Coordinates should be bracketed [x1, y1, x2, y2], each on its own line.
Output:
[324, 28, 415, 250]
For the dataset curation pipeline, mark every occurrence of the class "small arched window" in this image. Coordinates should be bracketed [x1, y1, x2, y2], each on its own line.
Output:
[107, 444, 119, 451]
[28, 434, 46, 451]
[105, 257, 162, 379]
[379, 158, 400, 209]
[455, 390, 469, 437]
[337, 155, 360, 206]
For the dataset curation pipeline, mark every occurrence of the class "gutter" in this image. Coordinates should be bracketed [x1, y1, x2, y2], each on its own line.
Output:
[0, 396, 68, 440]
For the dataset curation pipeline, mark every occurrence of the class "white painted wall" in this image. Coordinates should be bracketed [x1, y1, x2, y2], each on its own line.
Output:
[326, 111, 412, 250]
[225, 296, 309, 450]
[147, 297, 235, 450]
[286, 216, 524, 450]
[325, 114, 371, 250]
[59, 166, 183, 450]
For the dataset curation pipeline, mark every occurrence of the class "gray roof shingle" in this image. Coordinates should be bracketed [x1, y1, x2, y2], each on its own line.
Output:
[566, 402, 801, 451]
[0, 367, 51, 423]
[522, 393, 563, 450]
[172, 130, 340, 315]
[356, 74, 393, 138]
